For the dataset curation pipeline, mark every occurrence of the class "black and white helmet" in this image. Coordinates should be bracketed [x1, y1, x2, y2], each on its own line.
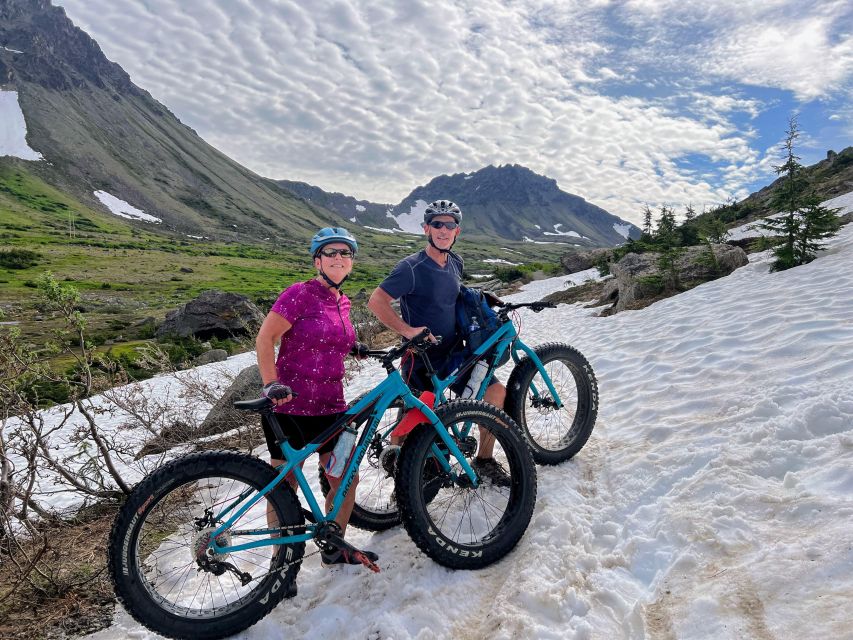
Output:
[424, 200, 462, 224]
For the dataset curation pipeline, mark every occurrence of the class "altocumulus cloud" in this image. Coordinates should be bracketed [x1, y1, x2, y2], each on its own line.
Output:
[56, 0, 853, 225]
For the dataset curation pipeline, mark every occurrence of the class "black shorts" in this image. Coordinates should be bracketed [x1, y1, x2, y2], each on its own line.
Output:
[261, 412, 343, 461]
[401, 348, 500, 396]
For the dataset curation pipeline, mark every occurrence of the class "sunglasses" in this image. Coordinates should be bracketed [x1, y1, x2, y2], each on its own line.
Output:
[427, 220, 459, 230]
[319, 248, 354, 258]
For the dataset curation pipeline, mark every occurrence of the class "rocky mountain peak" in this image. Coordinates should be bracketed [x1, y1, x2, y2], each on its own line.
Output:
[0, 0, 139, 94]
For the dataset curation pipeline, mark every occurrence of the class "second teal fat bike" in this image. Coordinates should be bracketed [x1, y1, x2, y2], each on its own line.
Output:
[325, 299, 598, 532]
[108, 330, 537, 640]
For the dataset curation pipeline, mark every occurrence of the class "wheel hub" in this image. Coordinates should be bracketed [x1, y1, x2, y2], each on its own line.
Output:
[378, 445, 401, 477]
[191, 527, 232, 563]
[531, 396, 559, 411]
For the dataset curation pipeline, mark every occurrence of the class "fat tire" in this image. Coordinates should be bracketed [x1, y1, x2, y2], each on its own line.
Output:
[506, 343, 598, 465]
[108, 451, 305, 640]
[396, 400, 536, 569]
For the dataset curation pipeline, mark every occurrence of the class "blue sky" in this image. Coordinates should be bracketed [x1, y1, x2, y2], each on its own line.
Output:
[55, 0, 852, 227]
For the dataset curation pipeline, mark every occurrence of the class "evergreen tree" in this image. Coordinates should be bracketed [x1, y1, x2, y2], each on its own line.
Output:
[795, 195, 840, 264]
[761, 115, 839, 270]
[655, 205, 678, 248]
[641, 205, 654, 237]
[762, 116, 806, 269]
[701, 215, 729, 244]
[684, 203, 697, 222]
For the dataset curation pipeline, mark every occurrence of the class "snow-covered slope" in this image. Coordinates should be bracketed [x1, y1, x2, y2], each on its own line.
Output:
[0, 90, 43, 160]
[72, 215, 853, 639]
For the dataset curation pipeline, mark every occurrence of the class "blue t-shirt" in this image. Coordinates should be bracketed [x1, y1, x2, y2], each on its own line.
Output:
[379, 250, 463, 348]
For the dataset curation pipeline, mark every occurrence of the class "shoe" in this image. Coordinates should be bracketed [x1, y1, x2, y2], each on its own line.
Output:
[471, 457, 511, 488]
[285, 580, 298, 598]
[321, 546, 379, 568]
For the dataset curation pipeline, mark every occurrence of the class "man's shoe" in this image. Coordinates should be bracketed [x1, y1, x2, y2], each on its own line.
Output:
[472, 457, 511, 488]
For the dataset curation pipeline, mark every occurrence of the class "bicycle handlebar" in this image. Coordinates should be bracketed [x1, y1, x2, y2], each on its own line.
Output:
[363, 328, 442, 368]
[495, 300, 556, 319]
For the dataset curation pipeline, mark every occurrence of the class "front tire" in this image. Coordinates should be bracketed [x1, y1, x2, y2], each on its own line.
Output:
[396, 400, 537, 569]
[506, 343, 598, 465]
[108, 451, 305, 640]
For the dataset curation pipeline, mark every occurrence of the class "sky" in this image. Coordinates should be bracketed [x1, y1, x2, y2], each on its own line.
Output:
[10, 192, 850, 638]
[53, 0, 853, 228]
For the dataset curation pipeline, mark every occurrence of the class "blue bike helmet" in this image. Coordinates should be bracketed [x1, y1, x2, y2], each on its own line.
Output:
[310, 227, 358, 257]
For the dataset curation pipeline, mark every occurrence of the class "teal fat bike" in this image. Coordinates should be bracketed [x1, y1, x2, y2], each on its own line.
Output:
[108, 330, 537, 640]
[324, 299, 598, 532]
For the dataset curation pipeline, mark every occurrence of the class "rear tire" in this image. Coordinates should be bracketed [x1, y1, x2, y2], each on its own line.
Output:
[396, 400, 536, 569]
[319, 396, 403, 531]
[108, 451, 304, 640]
[506, 343, 598, 465]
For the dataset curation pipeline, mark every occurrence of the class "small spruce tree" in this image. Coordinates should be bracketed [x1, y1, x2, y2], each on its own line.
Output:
[641, 205, 654, 238]
[654, 205, 678, 248]
[795, 194, 840, 264]
[761, 115, 839, 269]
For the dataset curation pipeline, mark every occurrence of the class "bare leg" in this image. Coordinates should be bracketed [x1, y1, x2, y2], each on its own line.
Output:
[267, 458, 299, 534]
[318, 451, 358, 535]
[477, 381, 506, 459]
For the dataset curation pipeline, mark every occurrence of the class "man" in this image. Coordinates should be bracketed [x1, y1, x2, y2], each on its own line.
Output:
[367, 200, 510, 485]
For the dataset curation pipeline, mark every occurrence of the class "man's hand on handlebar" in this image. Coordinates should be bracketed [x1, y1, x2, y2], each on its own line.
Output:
[402, 325, 438, 343]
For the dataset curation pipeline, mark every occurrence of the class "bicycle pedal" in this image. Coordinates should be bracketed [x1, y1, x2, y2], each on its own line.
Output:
[354, 551, 381, 573]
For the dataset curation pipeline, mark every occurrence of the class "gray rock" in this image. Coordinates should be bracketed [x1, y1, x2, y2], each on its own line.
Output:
[197, 364, 264, 437]
[136, 365, 263, 458]
[191, 349, 229, 366]
[609, 252, 662, 311]
[609, 244, 748, 313]
[156, 290, 264, 340]
[560, 248, 612, 274]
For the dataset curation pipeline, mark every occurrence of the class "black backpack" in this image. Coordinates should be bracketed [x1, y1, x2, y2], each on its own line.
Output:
[443, 287, 509, 374]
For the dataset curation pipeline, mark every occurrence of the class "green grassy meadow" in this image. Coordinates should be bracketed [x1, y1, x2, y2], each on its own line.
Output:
[0, 163, 567, 356]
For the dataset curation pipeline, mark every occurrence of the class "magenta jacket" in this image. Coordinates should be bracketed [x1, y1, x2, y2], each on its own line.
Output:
[270, 279, 356, 415]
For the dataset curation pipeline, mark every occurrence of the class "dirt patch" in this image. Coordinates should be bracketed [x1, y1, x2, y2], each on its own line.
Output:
[0, 503, 120, 639]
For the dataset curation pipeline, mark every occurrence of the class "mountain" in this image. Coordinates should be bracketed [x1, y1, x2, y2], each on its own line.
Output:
[277, 180, 396, 231]
[0, 0, 336, 243]
[393, 164, 639, 246]
[281, 165, 640, 247]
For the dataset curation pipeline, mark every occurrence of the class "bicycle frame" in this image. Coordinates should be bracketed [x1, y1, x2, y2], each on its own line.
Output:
[429, 317, 563, 407]
[207, 364, 480, 556]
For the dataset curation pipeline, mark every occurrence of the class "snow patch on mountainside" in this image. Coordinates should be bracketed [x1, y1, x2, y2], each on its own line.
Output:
[0, 91, 43, 161]
[94, 191, 161, 223]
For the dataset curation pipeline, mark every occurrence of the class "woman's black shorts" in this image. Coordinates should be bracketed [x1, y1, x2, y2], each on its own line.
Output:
[260, 412, 344, 461]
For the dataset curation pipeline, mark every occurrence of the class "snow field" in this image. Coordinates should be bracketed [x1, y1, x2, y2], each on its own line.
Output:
[38, 212, 853, 639]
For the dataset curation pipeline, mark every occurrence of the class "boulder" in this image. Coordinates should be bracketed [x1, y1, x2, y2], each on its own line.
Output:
[196, 364, 263, 440]
[156, 290, 264, 340]
[191, 348, 229, 366]
[609, 253, 662, 312]
[136, 365, 263, 458]
[677, 244, 748, 282]
[560, 248, 612, 274]
[609, 244, 748, 313]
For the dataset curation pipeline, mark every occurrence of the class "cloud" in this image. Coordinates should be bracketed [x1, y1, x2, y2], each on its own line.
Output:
[54, 0, 851, 227]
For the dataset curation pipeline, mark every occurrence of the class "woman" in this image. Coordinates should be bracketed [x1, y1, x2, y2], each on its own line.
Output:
[255, 226, 375, 567]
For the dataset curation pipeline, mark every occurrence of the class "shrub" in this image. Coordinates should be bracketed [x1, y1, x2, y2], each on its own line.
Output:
[0, 248, 40, 269]
[493, 266, 525, 282]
